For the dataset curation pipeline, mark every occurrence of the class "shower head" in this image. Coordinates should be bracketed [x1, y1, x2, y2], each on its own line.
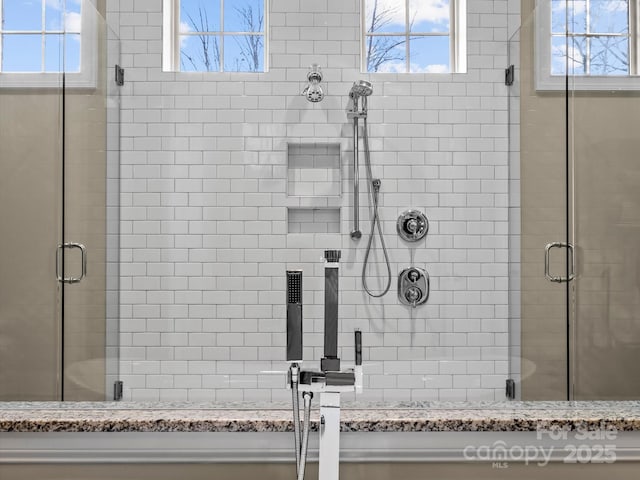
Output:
[349, 80, 373, 98]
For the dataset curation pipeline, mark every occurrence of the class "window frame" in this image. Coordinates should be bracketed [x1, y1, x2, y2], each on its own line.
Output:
[360, 0, 467, 74]
[0, 0, 97, 89]
[162, 0, 269, 73]
[535, 0, 640, 91]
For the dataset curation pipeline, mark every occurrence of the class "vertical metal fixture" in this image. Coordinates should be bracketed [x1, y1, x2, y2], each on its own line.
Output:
[506, 378, 516, 400]
[302, 64, 324, 102]
[347, 80, 373, 239]
[348, 81, 392, 298]
[505, 64, 514, 86]
[321, 250, 341, 372]
[113, 380, 124, 401]
[115, 65, 124, 86]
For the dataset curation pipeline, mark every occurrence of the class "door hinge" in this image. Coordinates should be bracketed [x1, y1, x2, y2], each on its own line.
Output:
[113, 380, 124, 401]
[506, 378, 516, 400]
[115, 65, 124, 86]
[505, 65, 514, 86]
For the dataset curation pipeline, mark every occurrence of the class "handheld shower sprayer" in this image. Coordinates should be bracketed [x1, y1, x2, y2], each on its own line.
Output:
[286, 271, 303, 363]
[348, 80, 392, 297]
[348, 80, 373, 117]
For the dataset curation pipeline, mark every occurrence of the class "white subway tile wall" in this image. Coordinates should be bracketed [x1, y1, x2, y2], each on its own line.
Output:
[288, 208, 341, 234]
[287, 143, 341, 197]
[108, 0, 519, 402]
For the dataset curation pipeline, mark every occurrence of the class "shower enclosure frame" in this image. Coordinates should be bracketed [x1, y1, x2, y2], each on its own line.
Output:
[509, 0, 640, 401]
[0, 1, 121, 402]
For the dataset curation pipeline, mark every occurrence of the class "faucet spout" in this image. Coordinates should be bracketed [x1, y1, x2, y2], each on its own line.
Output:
[321, 250, 341, 372]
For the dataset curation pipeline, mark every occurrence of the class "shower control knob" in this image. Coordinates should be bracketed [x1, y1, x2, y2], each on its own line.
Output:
[405, 286, 422, 304]
[397, 210, 429, 242]
[408, 269, 420, 282]
[398, 267, 430, 308]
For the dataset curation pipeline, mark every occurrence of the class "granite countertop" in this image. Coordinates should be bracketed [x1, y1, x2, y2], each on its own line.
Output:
[2, 401, 640, 433]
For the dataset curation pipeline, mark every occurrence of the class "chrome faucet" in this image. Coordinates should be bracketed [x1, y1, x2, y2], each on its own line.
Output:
[286, 250, 363, 480]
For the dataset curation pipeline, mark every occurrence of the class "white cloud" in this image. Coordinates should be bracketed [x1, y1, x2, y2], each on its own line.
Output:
[374, 59, 450, 74]
[179, 21, 192, 48]
[366, 0, 450, 28]
[65, 12, 82, 32]
[552, 0, 586, 15]
[45, 0, 64, 9]
[552, 0, 628, 17]
[376, 60, 405, 73]
[551, 0, 628, 17]
[46, 0, 83, 32]
[551, 41, 585, 74]
[416, 63, 449, 73]
[46, 0, 82, 10]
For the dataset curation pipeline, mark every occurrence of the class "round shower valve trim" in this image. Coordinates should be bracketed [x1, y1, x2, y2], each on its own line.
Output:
[397, 209, 429, 242]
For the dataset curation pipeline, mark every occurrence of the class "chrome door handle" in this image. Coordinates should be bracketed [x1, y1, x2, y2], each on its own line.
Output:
[56, 242, 87, 284]
[544, 242, 575, 283]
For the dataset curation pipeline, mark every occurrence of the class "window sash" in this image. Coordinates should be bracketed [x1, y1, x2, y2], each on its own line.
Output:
[360, 0, 466, 73]
[536, 0, 640, 90]
[164, 0, 269, 72]
[550, 0, 634, 75]
[0, 0, 96, 88]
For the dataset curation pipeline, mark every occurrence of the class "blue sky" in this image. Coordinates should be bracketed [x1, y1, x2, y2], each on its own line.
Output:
[551, 0, 630, 75]
[2, 0, 81, 72]
[179, 0, 264, 72]
[364, 0, 452, 73]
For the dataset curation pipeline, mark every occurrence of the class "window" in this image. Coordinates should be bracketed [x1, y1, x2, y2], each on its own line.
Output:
[0, 0, 95, 88]
[536, 0, 640, 90]
[361, 0, 466, 73]
[163, 0, 268, 72]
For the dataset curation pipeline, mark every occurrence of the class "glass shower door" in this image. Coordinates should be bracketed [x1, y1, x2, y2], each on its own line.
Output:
[514, 6, 571, 400]
[0, 0, 120, 401]
[0, 79, 64, 401]
[569, 76, 640, 400]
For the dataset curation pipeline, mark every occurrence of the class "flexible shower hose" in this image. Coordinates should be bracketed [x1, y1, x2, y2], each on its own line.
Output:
[290, 365, 313, 480]
[291, 374, 301, 476]
[297, 392, 313, 480]
[361, 117, 392, 297]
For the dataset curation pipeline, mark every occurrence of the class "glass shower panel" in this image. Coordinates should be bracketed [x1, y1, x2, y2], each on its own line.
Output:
[62, 2, 120, 401]
[0, 1, 119, 402]
[569, 71, 640, 399]
[517, 3, 570, 400]
[105, 21, 122, 403]
[507, 24, 521, 400]
[0, 57, 64, 401]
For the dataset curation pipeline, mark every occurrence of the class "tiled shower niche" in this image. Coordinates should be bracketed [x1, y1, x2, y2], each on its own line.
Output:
[287, 208, 341, 234]
[287, 143, 341, 197]
[287, 143, 341, 234]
